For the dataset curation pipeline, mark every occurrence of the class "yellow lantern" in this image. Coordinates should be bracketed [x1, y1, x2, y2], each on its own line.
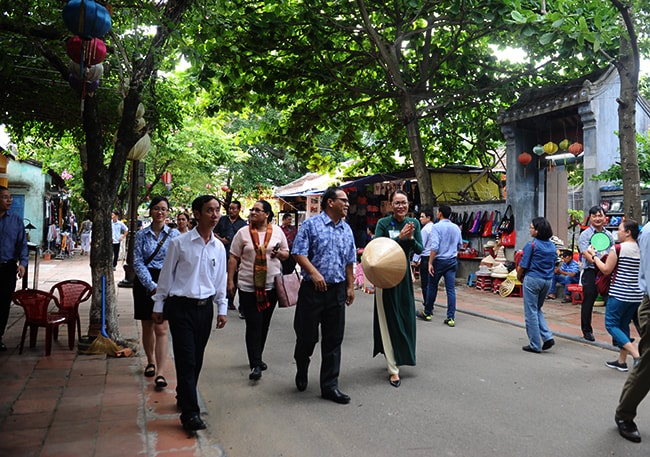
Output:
[543, 141, 558, 155]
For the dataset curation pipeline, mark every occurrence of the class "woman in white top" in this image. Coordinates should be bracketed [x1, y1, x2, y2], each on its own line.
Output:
[228, 200, 289, 381]
[587, 219, 643, 371]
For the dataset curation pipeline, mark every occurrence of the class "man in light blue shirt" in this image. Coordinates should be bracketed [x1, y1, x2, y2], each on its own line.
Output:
[418, 205, 462, 326]
[111, 210, 128, 271]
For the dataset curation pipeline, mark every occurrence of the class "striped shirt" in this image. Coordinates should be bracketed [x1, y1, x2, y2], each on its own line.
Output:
[610, 241, 644, 303]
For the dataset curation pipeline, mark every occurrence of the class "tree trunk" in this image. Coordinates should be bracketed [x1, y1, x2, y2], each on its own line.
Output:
[399, 93, 435, 212]
[615, 23, 641, 221]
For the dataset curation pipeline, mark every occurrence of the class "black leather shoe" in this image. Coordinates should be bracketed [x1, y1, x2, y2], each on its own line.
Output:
[389, 377, 401, 388]
[583, 332, 595, 342]
[542, 338, 555, 350]
[249, 366, 262, 381]
[260, 362, 268, 371]
[322, 388, 350, 404]
[182, 415, 207, 431]
[295, 371, 308, 392]
[522, 345, 541, 353]
[616, 417, 642, 443]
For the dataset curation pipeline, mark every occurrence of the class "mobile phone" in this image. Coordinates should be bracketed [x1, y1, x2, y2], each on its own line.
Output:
[273, 242, 280, 251]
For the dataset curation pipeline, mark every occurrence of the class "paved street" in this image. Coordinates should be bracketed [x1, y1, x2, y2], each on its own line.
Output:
[0, 252, 648, 456]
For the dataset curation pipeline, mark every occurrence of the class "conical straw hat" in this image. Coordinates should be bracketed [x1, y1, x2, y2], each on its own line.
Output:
[361, 237, 407, 289]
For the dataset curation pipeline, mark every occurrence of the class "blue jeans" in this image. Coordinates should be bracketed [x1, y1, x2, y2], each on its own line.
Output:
[424, 257, 458, 318]
[605, 296, 641, 347]
[522, 275, 553, 351]
[550, 273, 578, 296]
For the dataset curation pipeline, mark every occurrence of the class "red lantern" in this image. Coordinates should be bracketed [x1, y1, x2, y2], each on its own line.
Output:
[206, 183, 212, 189]
[221, 185, 229, 193]
[568, 142, 584, 156]
[66, 36, 107, 65]
[161, 171, 172, 185]
[518, 152, 533, 166]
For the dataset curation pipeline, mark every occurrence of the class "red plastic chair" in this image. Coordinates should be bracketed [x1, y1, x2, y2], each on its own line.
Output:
[12, 289, 71, 356]
[49, 280, 92, 345]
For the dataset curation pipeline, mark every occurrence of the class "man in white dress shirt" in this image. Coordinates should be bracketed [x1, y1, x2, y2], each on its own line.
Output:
[153, 195, 228, 432]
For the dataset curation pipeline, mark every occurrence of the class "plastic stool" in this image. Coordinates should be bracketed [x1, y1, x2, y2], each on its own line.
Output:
[510, 283, 523, 298]
[567, 284, 583, 305]
[491, 277, 504, 294]
[476, 275, 492, 291]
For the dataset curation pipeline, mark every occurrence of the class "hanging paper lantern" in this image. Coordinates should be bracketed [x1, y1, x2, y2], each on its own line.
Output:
[205, 183, 212, 189]
[518, 152, 533, 166]
[533, 144, 545, 156]
[221, 185, 229, 193]
[69, 62, 104, 81]
[127, 134, 151, 161]
[66, 36, 107, 65]
[568, 142, 584, 156]
[161, 171, 172, 185]
[68, 74, 100, 94]
[543, 141, 559, 155]
[559, 139, 570, 151]
[165, 183, 172, 191]
[62, 0, 112, 39]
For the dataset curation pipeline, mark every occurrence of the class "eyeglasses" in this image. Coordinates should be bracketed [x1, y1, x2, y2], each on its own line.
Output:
[335, 197, 349, 203]
[392, 201, 408, 206]
[250, 208, 265, 213]
[151, 207, 169, 212]
[0, 195, 12, 200]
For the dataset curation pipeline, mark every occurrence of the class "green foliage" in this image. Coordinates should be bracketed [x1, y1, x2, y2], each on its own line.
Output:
[591, 131, 650, 185]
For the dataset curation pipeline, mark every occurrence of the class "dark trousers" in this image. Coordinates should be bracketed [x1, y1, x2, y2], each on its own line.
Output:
[617, 294, 650, 420]
[112, 243, 121, 268]
[293, 281, 346, 392]
[0, 262, 18, 338]
[239, 290, 278, 368]
[419, 256, 430, 304]
[580, 268, 597, 334]
[166, 297, 213, 421]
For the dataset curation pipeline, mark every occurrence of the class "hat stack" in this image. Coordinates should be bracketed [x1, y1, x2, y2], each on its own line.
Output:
[494, 246, 507, 264]
[491, 263, 509, 278]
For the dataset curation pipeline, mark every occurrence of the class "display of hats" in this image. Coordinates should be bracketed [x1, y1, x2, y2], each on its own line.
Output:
[494, 246, 507, 264]
[491, 263, 509, 278]
[476, 265, 492, 275]
[480, 255, 495, 266]
[550, 236, 565, 248]
[361, 237, 407, 289]
[485, 240, 497, 248]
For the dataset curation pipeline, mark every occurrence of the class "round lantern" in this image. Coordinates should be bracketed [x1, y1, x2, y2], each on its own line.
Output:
[62, 0, 112, 39]
[533, 144, 545, 156]
[127, 134, 151, 161]
[568, 142, 584, 156]
[69, 62, 104, 81]
[543, 141, 559, 155]
[518, 152, 533, 166]
[206, 183, 212, 189]
[66, 36, 107, 65]
[161, 171, 172, 185]
[221, 185, 229, 193]
[68, 74, 100, 94]
[559, 139, 570, 151]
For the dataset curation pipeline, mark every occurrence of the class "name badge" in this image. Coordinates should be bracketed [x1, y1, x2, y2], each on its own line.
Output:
[389, 229, 400, 238]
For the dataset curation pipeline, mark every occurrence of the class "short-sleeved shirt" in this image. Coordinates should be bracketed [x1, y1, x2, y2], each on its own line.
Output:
[291, 211, 356, 284]
[0, 211, 28, 267]
[578, 226, 614, 270]
[426, 219, 462, 260]
[112, 220, 128, 244]
[230, 225, 288, 292]
[519, 238, 557, 280]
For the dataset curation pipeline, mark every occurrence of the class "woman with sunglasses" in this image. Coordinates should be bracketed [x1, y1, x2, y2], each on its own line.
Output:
[228, 200, 289, 381]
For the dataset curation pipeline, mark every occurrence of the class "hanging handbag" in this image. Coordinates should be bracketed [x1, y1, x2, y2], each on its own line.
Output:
[498, 205, 514, 234]
[491, 210, 501, 236]
[501, 230, 516, 248]
[470, 211, 482, 234]
[274, 270, 302, 308]
[481, 211, 494, 238]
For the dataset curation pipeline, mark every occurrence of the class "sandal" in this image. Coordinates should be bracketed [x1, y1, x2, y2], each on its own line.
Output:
[144, 363, 156, 378]
[155, 375, 168, 389]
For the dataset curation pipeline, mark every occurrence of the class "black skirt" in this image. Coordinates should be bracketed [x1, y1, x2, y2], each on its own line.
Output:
[133, 268, 161, 321]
